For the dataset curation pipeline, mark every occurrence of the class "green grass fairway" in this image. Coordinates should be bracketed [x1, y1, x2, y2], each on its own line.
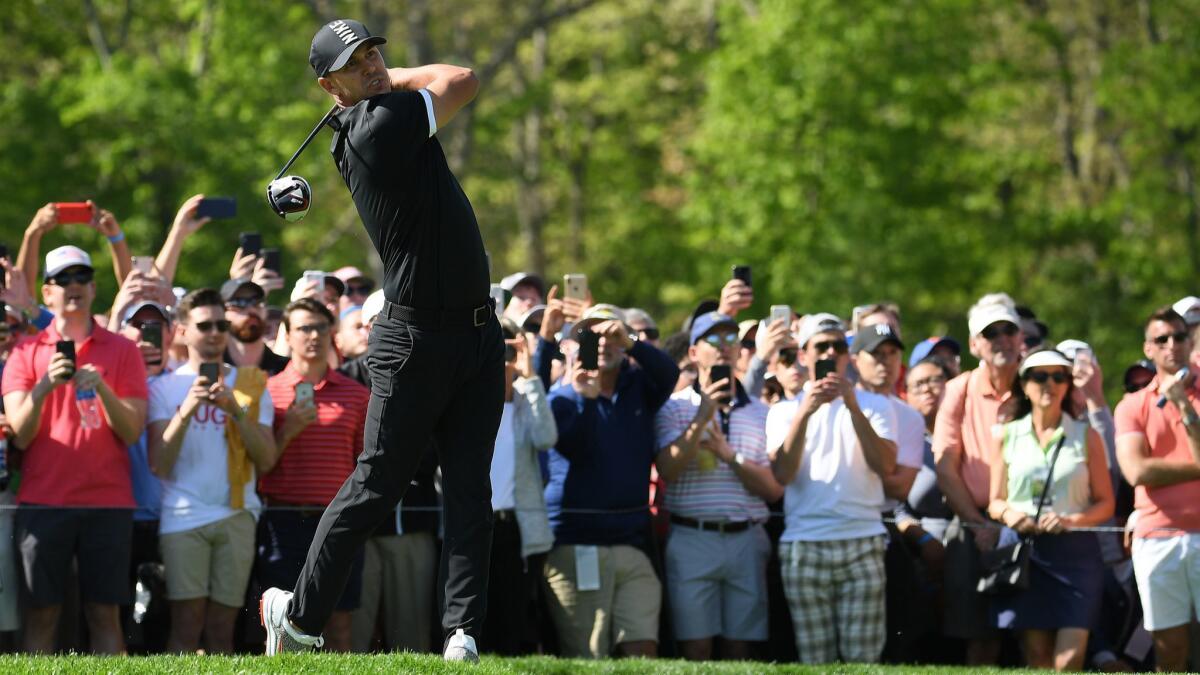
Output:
[0, 653, 1043, 673]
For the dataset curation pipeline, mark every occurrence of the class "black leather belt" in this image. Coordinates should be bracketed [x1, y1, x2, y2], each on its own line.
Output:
[383, 299, 494, 329]
[493, 509, 516, 522]
[670, 514, 759, 533]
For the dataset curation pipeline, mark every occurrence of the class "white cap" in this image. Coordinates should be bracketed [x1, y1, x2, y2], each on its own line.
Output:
[361, 289, 386, 324]
[1019, 349, 1073, 376]
[1174, 296, 1200, 326]
[44, 245, 93, 279]
[967, 302, 1021, 338]
[1055, 339, 1091, 361]
[796, 312, 846, 348]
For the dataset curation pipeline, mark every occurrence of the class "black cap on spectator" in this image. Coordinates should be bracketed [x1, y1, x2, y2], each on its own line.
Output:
[310, 19, 387, 77]
[120, 301, 171, 326]
[220, 278, 265, 302]
[851, 323, 905, 355]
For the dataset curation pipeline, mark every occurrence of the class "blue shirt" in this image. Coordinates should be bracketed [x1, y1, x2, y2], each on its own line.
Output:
[545, 341, 679, 547]
[129, 371, 166, 521]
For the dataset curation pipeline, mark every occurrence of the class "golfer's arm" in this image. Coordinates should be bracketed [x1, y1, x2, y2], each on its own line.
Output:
[388, 65, 478, 128]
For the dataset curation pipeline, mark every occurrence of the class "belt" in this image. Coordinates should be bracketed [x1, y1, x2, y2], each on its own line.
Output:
[263, 498, 325, 518]
[494, 509, 516, 523]
[669, 514, 759, 534]
[383, 299, 494, 329]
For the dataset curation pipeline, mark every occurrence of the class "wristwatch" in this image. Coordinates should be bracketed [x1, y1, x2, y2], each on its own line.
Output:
[732, 452, 746, 466]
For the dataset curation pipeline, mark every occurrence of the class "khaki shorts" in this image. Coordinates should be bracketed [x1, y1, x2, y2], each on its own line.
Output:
[543, 544, 661, 658]
[160, 511, 256, 607]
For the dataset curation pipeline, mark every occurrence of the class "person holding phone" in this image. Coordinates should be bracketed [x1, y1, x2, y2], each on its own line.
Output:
[543, 304, 680, 658]
[766, 312, 898, 664]
[147, 288, 277, 654]
[261, 19, 503, 663]
[1, 245, 148, 654]
[653, 312, 782, 661]
[220, 279, 289, 376]
[16, 202, 132, 288]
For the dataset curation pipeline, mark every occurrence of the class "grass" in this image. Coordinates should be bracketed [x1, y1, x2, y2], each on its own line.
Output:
[0, 653, 1044, 674]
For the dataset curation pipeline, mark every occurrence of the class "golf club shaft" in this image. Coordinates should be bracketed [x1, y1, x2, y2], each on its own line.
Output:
[274, 104, 339, 181]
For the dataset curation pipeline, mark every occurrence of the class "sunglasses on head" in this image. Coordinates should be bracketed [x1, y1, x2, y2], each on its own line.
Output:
[345, 281, 375, 297]
[812, 339, 849, 355]
[194, 319, 230, 333]
[981, 322, 1019, 340]
[702, 332, 739, 348]
[47, 268, 94, 287]
[1151, 330, 1190, 346]
[1024, 370, 1069, 385]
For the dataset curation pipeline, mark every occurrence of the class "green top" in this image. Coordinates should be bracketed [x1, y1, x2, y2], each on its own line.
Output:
[1001, 414, 1091, 516]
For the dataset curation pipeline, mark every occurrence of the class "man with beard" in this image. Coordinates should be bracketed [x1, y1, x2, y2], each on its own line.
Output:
[221, 279, 289, 376]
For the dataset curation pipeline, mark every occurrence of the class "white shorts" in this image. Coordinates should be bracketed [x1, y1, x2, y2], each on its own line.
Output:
[1132, 534, 1200, 631]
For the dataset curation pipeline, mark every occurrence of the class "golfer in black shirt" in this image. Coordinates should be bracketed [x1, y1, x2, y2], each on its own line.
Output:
[261, 19, 504, 662]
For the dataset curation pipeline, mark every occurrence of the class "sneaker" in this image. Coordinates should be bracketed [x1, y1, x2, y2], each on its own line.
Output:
[443, 628, 479, 663]
[260, 587, 324, 655]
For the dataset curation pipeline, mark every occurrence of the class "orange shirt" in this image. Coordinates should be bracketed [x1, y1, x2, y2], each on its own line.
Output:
[1115, 377, 1200, 538]
[932, 367, 1019, 509]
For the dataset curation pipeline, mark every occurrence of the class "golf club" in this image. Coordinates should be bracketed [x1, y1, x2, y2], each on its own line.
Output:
[265, 104, 339, 222]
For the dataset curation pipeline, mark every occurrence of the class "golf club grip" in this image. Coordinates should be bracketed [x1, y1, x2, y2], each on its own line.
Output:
[274, 104, 339, 181]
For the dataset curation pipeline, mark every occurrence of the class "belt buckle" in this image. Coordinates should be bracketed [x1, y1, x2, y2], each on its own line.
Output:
[473, 304, 489, 327]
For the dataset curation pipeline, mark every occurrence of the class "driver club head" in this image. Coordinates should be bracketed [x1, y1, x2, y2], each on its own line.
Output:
[266, 175, 312, 222]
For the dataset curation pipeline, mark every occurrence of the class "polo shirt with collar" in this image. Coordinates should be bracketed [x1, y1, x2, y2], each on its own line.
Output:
[1, 320, 147, 507]
[931, 366, 1021, 509]
[766, 383, 897, 542]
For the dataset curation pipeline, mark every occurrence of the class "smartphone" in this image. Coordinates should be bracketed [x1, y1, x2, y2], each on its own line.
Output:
[196, 197, 237, 220]
[563, 274, 588, 301]
[490, 283, 505, 317]
[302, 270, 325, 293]
[815, 358, 836, 380]
[131, 256, 154, 275]
[56, 340, 76, 376]
[199, 362, 221, 384]
[578, 330, 600, 370]
[238, 232, 262, 257]
[294, 381, 315, 407]
[709, 364, 733, 401]
[142, 322, 163, 365]
[262, 248, 282, 274]
[769, 304, 791, 327]
[732, 265, 752, 287]
[55, 202, 94, 224]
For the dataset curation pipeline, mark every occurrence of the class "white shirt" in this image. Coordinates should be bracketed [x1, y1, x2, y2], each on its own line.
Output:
[490, 402, 516, 511]
[766, 385, 896, 542]
[148, 364, 274, 535]
[883, 393, 926, 510]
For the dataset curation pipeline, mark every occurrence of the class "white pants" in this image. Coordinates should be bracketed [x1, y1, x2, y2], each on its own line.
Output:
[1132, 534, 1200, 631]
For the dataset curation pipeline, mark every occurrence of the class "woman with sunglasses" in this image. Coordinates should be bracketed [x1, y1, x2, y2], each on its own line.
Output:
[985, 349, 1114, 671]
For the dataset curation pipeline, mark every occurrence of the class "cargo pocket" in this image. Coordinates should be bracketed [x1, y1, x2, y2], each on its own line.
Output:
[366, 318, 415, 398]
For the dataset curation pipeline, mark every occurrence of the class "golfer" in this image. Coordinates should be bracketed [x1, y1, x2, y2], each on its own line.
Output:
[261, 19, 504, 663]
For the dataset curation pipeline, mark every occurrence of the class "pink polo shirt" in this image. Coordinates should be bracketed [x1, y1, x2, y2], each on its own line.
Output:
[1, 321, 147, 507]
[932, 366, 1020, 509]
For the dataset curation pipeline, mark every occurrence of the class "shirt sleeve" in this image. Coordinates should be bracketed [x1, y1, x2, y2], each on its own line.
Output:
[147, 376, 173, 424]
[896, 404, 925, 469]
[0, 342, 35, 395]
[113, 340, 149, 400]
[364, 90, 434, 161]
[1114, 393, 1146, 438]
[932, 373, 968, 462]
[765, 399, 798, 454]
[258, 388, 275, 427]
[654, 399, 687, 449]
[864, 396, 897, 442]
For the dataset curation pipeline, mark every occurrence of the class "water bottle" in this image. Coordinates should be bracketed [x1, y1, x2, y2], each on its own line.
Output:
[76, 387, 102, 430]
[0, 436, 9, 491]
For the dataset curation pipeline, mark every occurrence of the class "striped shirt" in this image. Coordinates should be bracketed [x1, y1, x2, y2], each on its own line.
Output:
[260, 362, 369, 505]
[654, 387, 770, 522]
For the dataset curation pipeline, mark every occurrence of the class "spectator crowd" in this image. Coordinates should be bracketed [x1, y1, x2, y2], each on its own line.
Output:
[0, 197, 1198, 671]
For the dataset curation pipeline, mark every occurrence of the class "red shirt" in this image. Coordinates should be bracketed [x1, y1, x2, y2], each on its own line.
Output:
[1, 321, 147, 507]
[260, 362, 369, 505]
[1115, 376, 1200, 538]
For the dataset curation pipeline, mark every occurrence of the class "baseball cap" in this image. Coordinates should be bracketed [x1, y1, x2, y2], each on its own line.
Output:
[570, 304, 629, 340]
[310, 19, 387, 77]
[361, 289, 386, 324]
[908, 336, 961, 367]
[500, 272, 545, 297]
[968, 302, 1021, 338]
[1055, 339, 1091, 361]
[796, 313, 846, 348]
[120, 300, 170, 326]
[1123, 359, 1157, 393]
[689, 312, 737, 345]
[44, 245, 93, 279]
[683, 299, 720, 332]
[1018, 349, 1073, 376]
[519, 304, 546, 332]
[219, 278, 266, 302]
[851, 323, 905, 355]
[333, 266, 371, 284]
[1174, 296, 1200, 326]
[624, 307, 657, 331]
[738, 319, 759, 345]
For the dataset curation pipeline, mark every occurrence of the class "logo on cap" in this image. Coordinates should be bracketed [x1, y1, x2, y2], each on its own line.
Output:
[328, 20, 357, 45]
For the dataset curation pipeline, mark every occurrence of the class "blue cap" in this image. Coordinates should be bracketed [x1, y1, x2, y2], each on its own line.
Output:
[908, 336, 961, 367]
[690, 311, 737, 345]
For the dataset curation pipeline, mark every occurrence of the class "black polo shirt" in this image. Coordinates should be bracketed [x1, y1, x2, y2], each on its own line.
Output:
[329, 90, 489, 310]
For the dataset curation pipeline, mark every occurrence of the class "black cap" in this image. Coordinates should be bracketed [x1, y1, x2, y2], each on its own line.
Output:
[220, 278, 265, 302]
[851, 323, 905, 355]
[310, 19, 387, 77]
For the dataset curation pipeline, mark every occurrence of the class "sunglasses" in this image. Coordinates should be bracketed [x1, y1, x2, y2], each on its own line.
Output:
[1024, 370, 1069, 384]
[910, 375, 946, 391]
[981, 322, 1019, 340]
[194, 319, 230, 333]
[345, 282, 375, 297]
[1151, 331, 1190, 346]
[778, 347, 799, 367]
[292, 323, 330, 336]
[812, 339, 849, 355]
[702, 332, 739, 348]
[47, 269, 94, 286]
[226, 296, 264, 310]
